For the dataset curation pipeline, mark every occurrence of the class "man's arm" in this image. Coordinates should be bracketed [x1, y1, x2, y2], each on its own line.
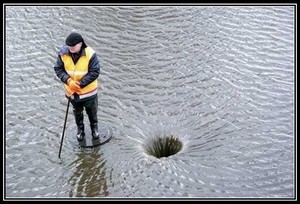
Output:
[79, 53, 100, 88]
[54, 47, 70, 84]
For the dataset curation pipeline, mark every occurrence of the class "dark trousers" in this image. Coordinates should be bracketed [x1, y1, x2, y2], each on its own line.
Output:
[71, 96, 98, 131]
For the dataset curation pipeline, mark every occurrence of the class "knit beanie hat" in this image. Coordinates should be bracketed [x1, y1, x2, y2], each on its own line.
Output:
[66, 32, 83, 46]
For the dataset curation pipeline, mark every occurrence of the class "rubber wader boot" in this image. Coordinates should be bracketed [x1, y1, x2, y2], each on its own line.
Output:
[85, 98, 99, 140]
[91, 123, 99, 140]
[74, 110, 85, 141]
[76, 126, 85, 141]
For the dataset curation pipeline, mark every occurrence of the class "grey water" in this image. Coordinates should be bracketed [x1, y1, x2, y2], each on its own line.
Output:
[5, 5, 295, 199]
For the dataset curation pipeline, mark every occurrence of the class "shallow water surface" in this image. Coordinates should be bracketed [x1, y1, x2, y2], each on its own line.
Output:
[5, 5, 295, 198]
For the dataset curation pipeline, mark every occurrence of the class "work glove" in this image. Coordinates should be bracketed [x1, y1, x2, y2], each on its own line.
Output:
[67, 78, 81, 93]
[66, 88, 74, 97]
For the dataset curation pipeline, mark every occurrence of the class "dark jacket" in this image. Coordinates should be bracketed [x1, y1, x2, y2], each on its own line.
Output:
[54, 41, 100, 88]
[54, 42, 100, 101]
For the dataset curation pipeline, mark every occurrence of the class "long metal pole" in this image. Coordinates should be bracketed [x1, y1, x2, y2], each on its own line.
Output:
[58, 98, 71, 159]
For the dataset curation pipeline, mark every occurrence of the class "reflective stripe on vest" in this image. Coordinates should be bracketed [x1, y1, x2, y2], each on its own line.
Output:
[61, 47, 97, 98]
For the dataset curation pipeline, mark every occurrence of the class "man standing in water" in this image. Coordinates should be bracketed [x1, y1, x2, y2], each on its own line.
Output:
[54, 32, 100, 142]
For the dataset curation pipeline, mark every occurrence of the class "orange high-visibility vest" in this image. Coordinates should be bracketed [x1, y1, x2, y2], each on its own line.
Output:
[61, 47, 97, 99]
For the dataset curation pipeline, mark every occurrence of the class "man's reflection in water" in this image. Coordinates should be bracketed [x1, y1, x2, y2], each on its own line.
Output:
[68, 151, 110, 197]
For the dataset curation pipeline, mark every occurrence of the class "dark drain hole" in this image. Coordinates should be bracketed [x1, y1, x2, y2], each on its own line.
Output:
[144, 135, 183, 158]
